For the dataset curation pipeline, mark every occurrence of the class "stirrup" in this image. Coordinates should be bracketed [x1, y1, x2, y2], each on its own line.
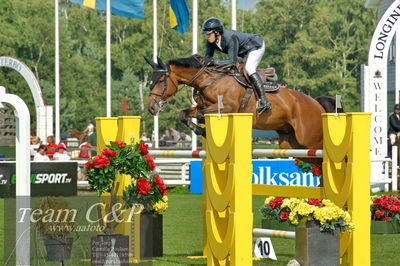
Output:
[256, 101, 272, 114]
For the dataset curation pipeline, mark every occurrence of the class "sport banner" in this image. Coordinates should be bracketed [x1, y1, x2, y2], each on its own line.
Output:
[0, 162, 77, 197]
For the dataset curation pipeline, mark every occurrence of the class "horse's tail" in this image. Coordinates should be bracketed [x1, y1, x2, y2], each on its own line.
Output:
[314, 96, 345, 113]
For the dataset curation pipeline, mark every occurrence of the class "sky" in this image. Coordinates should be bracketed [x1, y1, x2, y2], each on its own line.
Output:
[238, 0, 259, 10]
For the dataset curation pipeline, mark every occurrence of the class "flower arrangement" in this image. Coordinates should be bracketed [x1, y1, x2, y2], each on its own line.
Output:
[294, 158, 322, 178]
[371, 195, 400, 223]
[260, 196, 354, 233]
[84, 141, 168, 215]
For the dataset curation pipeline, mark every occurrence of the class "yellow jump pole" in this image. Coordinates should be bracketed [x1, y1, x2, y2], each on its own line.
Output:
[204, 113, 253, 265]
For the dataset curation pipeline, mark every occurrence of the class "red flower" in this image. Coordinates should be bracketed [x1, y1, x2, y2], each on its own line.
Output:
[373, 198, 381, 206]
[374, 210, 384, 220]
[113, 140, 125, 148]
[397, 195, 400, 200]
[84, 161, 94, 169]
[308, 198, 323, 206]
[280, 212, 289, 221]
[383, 217, 391, 222]
[137, 179, 151, 195]
[274, 197, 287, 206]
[93, 155, 110, 168]
[312, 165, 322, 176]
[102, 148, 117, 157]
[145, 154, 156, 170]
[294, 158, 299, 166]
[138, 142, 149, 155]
[155, 176, 167, 196]
[269, 201, 276, 209]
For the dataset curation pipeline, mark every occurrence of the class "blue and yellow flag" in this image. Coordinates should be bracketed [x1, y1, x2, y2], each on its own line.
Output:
[169, 0, 190, 35]
[69, 0, 144, 19]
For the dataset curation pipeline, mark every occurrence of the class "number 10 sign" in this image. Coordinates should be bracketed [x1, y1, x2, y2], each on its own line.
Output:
[253, 237, 277, 260]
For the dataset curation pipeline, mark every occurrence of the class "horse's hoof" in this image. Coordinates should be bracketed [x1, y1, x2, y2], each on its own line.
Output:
[195, 127, 206, 137]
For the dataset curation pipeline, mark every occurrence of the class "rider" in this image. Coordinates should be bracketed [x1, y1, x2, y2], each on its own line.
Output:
[201, 17, 272, 113]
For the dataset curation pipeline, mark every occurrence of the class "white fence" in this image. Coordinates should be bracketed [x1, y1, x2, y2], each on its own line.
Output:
[76, 158, 198, 188]
[370, 146, 398, 192]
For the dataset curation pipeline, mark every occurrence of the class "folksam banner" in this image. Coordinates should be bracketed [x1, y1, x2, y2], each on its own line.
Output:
[69, 0, 145, 19]
[190, 159, 320, 194]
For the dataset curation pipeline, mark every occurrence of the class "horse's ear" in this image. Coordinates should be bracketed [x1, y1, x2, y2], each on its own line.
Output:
[157, 56, 166, 70]
[144, 56, 158, 69]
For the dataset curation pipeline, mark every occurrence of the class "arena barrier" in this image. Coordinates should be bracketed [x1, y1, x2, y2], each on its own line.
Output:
[252, 228, 295, 239]
[201, 113, 370, 266]
[148, 149, 322, 159]
[96, 113, 370, 265]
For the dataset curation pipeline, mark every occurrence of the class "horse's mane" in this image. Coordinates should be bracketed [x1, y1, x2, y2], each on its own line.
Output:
[167, 55, 205, 68]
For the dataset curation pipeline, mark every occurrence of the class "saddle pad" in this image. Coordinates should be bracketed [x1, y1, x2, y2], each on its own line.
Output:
[263, 82, 279, 92]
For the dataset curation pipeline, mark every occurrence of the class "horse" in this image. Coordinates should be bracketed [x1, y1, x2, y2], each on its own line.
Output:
[68, 129, 85, 143]
[145, 55, 336, 165]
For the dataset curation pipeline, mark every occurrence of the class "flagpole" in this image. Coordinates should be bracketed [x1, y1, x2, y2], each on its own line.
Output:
[106, 0, 112, 117]
[55, 0, 60, 144]
[232, 0, 236, 30]
[191, 0, 198, 151]
[153, 0, 159, 148]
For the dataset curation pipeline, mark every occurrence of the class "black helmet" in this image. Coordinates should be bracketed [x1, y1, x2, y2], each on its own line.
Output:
[394, 104, 400, 110]
[201, 18, 223, 34]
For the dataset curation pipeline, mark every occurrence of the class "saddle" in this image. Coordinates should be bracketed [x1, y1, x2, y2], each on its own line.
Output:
[232, 63, 280, 92]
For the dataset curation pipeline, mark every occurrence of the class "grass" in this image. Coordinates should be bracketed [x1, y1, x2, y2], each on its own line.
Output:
[0, 146, 15, 158]
[0, 190, 399, 265]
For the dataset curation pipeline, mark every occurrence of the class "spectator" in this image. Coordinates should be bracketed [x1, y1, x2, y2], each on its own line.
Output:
[30, 136, 41, 157]
[53, 144, 71, 161]
[169, 128, 180, 142]
[140, 132, 149, 142]
[45, 136, 58, 159]
[33, 145, 50, 161]
[280, 80, 287, 89]
[83, 120, 95, 136]
[177, 132, 192, 148]
[389, 104, 400, 145]
[163, 130, 173, 146]
[79, 135, 93, 158]
[59, 133, 68, 149]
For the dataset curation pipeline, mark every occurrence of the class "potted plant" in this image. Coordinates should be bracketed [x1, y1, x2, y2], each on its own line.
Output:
[84, 140, 168, 262]
[34, 197, 75, 262]
[370, 194, 400, 234]
[260, 196, 297, 231]
[260, 197, 354, 265]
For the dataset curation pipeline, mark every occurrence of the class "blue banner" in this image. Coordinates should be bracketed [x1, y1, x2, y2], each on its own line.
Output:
[189, 159, 320, 194]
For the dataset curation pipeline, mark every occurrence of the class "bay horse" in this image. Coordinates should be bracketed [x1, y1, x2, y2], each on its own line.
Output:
[145, 55, 331, 157]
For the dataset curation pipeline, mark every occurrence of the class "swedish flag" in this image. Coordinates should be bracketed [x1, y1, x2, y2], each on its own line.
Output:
[169, 0, 190, 35]
[69, 0, 144, 19]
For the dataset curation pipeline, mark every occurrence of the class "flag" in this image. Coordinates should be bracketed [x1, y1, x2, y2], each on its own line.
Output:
[169, 0, 189, 35]
[69, 0, 144, 19]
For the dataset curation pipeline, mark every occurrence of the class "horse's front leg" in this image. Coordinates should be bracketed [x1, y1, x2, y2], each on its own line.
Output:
[179, 107, 205, 136]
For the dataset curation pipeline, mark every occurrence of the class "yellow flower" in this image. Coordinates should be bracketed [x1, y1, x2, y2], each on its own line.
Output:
[264, 196, 274, 205]
[153, 197, 168, 214]
[322, 199, 335, 207]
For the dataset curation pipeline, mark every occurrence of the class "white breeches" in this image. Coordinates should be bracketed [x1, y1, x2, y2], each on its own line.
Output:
[245, 41, 265, 75]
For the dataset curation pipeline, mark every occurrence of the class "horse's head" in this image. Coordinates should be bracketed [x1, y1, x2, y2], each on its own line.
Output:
[144, 56, 179, 115]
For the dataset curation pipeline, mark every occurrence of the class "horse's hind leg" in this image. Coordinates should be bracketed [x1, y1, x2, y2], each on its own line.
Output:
[179, 107, 205, 136]
[278, 130, 322, 168]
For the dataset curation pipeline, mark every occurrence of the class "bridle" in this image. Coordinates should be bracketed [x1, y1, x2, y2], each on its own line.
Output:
[149, 64, 179, 109]
[149, 60, 209, 110]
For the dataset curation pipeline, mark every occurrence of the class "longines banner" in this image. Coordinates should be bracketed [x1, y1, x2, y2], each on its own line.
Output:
[0, 162, 77, 197]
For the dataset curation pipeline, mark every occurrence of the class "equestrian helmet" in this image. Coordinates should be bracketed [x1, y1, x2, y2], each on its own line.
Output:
[201, 18, 223, 34]
[394, 104, 400, 110]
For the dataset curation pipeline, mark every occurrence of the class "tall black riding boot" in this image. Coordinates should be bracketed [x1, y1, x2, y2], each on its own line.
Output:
[249, 73, 272, 113]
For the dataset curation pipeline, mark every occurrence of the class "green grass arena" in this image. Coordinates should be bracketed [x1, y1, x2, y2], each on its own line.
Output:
[0, 189, 399, 265]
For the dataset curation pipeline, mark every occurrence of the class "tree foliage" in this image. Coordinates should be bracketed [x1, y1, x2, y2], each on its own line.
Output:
[0, 0, 376, 136]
